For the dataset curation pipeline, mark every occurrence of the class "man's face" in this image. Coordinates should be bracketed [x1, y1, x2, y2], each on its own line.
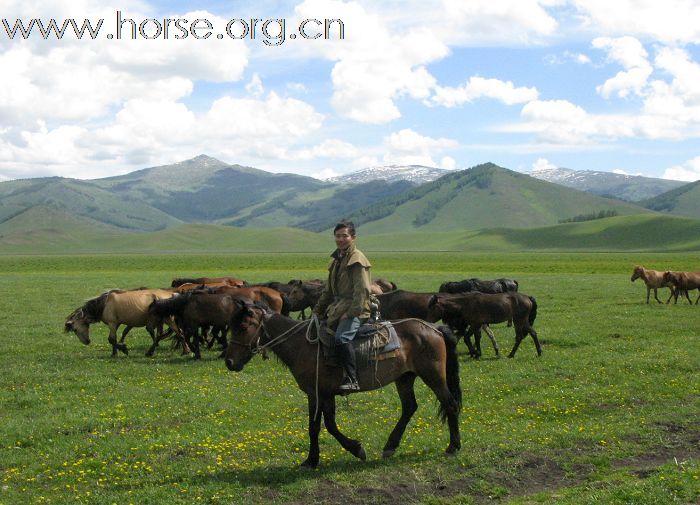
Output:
[334, 227, 354, 251]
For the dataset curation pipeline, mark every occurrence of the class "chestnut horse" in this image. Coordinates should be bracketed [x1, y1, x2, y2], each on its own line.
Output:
[224, 302, 461, 468]
[630, 265, 677, 304]
[662, 271, 700, 304]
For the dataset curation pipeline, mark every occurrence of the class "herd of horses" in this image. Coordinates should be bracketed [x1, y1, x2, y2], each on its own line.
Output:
[64, 273, 539, 467]
[631, 265, 700, 304]
[60, 263, 698, 468]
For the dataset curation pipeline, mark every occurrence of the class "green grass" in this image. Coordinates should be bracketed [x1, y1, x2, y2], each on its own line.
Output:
[1, 252, 699, 505]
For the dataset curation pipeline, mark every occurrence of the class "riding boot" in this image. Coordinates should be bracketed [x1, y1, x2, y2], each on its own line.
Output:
[337, 342, 360, 392]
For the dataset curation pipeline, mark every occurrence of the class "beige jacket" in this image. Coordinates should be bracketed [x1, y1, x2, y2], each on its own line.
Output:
[313, 243, 372, 329]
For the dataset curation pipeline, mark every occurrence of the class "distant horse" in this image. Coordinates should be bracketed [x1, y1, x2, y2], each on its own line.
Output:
[224, 302, 462, 468]
[64, 289, 179, 357]
[662, 271, 700, 304]
[171, 277, 246, 288]
[428, 292, 540, 358]
[630, 266, 677, 304]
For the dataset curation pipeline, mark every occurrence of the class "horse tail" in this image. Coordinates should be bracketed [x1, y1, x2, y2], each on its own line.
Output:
[437, 324, 462, 420]
[528, 296, 538, 326]
[150, 293, 188, 317]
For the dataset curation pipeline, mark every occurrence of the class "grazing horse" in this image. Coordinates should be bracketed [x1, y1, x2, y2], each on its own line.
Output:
[630, 265, 677, 304]
[64, 289, 179, 356]
[428, 292, 540, 358]
[662, 271, 700, 304]
[224, 302, 462, 468]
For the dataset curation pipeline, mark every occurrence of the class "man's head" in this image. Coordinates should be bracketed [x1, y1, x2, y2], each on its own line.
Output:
[333, 220, 356, 251]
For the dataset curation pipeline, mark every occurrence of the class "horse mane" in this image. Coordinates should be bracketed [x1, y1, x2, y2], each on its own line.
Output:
[79, 289, 121, 322]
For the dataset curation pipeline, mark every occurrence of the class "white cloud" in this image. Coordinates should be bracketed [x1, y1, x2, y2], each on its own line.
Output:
[662, 156, 700, 181]
[245, 73, 264, 97]
[293, 0, 448, 123]
[291, 139, 359, 161]
[381, 128, 457, 166]
[430, 77, 539, 107]
[532, 158, 557, 172]
[574, 0, 700, 44]
[592, 37, 653, 98]
[440, 156, 456, 170]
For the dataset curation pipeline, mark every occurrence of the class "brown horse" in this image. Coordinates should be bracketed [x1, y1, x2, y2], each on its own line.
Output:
[428, 292, 540, 358]
[662, 271, 700, 304]
[224, 303, 462, 468]
[631, 265, 677, 304]
[287, 279, 325, 318]
[64, 288, 180, 356]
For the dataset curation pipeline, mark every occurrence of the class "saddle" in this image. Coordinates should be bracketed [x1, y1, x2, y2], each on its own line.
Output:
[319, 320, 401, 368]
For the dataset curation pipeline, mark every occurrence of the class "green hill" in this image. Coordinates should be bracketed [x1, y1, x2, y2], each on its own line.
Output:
[639, 179, 700, 219]
[1, 212, 698, 254]
[351, 163, 651, 233]
[0, 177, 181, 231]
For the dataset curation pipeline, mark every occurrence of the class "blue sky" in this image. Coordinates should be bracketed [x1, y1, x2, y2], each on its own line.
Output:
[1, 0, 699, 182]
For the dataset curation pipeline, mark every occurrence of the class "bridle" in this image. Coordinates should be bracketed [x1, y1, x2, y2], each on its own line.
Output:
[228, 309, 319, 356]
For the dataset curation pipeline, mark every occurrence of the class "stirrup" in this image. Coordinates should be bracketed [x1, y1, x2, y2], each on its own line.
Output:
[339, 377, 360, 392]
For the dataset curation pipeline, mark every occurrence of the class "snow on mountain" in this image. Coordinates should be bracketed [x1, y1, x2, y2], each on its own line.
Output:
[326, 165, 450, 185]
[529, 166, 685, 201]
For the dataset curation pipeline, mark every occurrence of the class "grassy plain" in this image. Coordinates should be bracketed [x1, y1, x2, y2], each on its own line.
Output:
[0, 252, 698, 505]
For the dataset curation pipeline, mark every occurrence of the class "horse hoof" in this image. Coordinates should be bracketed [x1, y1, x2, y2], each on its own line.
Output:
[382, 449, 396, 459]
[300, 458, 318, 469]
[445, 446, 459, 456]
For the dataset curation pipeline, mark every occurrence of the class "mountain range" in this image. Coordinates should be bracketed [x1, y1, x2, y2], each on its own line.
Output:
[529, 166, 685, 201]
[1, 155, 698, 240]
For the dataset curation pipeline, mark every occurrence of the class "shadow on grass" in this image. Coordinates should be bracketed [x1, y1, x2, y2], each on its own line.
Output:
[196, 450, 442, 488]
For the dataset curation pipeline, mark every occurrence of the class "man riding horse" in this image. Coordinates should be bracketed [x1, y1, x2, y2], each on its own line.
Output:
[313, 220, 372, 393]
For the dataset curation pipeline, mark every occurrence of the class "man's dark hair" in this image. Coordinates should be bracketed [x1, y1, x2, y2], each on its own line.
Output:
[333, 220, 356, 236]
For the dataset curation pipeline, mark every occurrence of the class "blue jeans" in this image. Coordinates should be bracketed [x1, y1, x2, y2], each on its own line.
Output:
[335, 317, 361, 344]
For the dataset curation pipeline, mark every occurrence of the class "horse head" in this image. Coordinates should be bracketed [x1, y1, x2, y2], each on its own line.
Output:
[225, 299, 269, 372]
[64, 307, 91, 345]
[631, 266, 643, 282]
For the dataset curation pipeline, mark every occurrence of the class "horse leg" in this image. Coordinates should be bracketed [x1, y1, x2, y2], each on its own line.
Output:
[653, 287, 663, 304]
[119, 326, 132, 343]
[382, 373, 418, 458]
[473, 327, 483, 359]
[695, 291, 700, 305]
[321, 396, 366, 461]
[508, 326, 525, 358]
[418, 362, 461, 455]
[482, 324, 500, 357]
[462, 326, 478, 358]
[683, 289, 692, 304]
[529, 326, 542, 356]
[145, 325, 158, 357]
[108, 324, 128, 356]
[301, 394, 324, 468]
